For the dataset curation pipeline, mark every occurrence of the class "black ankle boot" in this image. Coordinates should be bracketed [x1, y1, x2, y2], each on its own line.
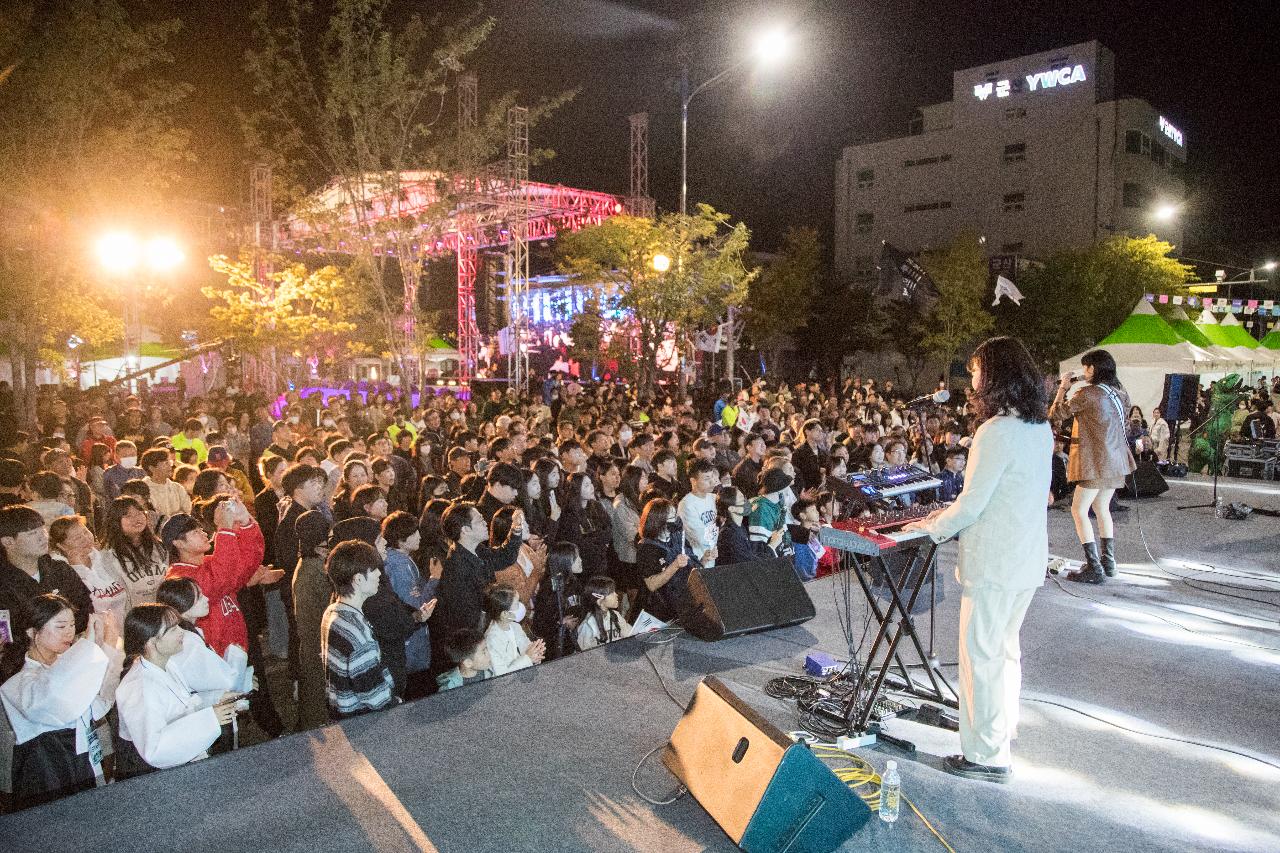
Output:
[1066, 541, 1105, 584]
[1099, 538, 1116, 577]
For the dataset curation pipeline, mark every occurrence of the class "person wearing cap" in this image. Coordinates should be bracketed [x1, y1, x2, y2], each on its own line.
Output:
[746, 465, 795, 559]
[205, 445, 254, 507]
[162, 501, 273, 658]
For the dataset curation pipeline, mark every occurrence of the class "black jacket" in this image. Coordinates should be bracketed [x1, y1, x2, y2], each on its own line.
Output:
[430, 535, 522, 648]
[792, 443, 827, 494]
[0, 553, 94, 636]
[362, 571, 419, 698]
[716, 521, 770, 567]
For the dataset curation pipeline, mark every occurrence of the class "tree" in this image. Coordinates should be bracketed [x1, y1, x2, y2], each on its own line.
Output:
[242, 0, 570, 385]
[744, 226, 820, 374]
[556, 205, 756, 394]
[915, 232, 995, 375]
[997, 235, 1193, 368]
[0, 1, 192, 429]
[204, 253, 361, 359]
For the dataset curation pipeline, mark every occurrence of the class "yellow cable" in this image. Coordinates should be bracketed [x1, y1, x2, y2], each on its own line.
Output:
[811, 747, 957, 853]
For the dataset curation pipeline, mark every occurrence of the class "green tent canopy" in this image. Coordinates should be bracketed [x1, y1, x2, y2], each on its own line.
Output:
[1261, 329, 1280, 350]
[1216, 312, 1260, 349]
[1163, 306, 1213, 348]
[1193, 309, 1239, 348]
[1099, 299, 1183, 346]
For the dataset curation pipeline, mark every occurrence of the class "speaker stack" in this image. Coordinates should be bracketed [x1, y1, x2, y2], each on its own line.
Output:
[682, 557, 816, 642]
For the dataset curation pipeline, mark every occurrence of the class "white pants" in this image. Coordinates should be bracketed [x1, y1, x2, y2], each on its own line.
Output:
[957, 586, 1037, 767]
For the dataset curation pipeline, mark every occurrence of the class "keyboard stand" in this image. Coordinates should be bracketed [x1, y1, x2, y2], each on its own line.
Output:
[836, 538, 959, 733]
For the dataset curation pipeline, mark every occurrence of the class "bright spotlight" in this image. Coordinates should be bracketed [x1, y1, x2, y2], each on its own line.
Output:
[753, 26, 791, 66]
[96, 232, 140, 274]
[145, 237, 184, 271]
[1153, 204, 1178, 222]
[1263, 261, 1277, 272]
[651, 253, 672, 273]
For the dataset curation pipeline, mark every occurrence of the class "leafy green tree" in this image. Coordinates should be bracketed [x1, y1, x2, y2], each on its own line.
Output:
[744, 226, 820, 374]
[0, 0, 191, 427]
[556, 206, 755, 393]
[242, 0, 570, 384]
[204, 253, 360, 358]
[996, 235, 1193, 368]
[915, 232, 995, 375]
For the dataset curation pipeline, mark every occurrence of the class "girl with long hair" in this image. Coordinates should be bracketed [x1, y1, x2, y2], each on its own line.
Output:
[482, 582, 546, 674]
[575, 575, 632, 651]
[531, 542, 585, 660]
[901, 336, 1051, 784]
[634, 498, 690, 622]
[556, 472, 613, 581]
[1050, 348, 1137, 583]
[99, 495, 170, 609]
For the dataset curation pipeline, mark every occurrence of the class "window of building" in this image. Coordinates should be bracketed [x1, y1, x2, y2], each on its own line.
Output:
[1002, 192, 1025, 213]
[1169, 157, 1185, 180]
[855, 212, 874, 234]
[1001, 242, 1024, 254]
[1003, 142, 1026, 163]
[1124, 130, 1152, 157]
[903, 200, 952, 213]
[903, 154, 950, 169]
[1150, 142, 1166, 167]
[856, 168, 874, 189]
[1004, 107, 1027, 120]
[909, 111, 923, 136]
[1122, 182, 1147, 208]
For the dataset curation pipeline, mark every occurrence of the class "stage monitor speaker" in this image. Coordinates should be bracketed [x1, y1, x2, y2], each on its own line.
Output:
[1120, 461, 1170, 498]
[683, 557, 815, 641]
[663, 676, 870, 852]
[1161, 373, 1199, 423]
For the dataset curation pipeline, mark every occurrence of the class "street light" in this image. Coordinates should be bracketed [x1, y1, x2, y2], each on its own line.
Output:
[95, 231, 184, 385]
[1153, 203, 1179, 223]
[651, 253, 672, 273]
[680, 24, 793, 215]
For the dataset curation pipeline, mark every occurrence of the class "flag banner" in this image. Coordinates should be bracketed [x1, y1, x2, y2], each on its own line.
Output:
[1158, 294, 1169, 304]
[1143, 293, 1155, 302]
[877, 242, 939, 304]
[1187, 296, 1198, 307]
[1173, 295, 1184, 305]
[991, 274, 1024, 306]
[1265, 300, 1275, 309]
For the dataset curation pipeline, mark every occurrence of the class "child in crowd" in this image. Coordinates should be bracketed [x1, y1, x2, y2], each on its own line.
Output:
[576, 576, 632, 651]
[437, 628, 494, 692]
[482, 583, 546, 675]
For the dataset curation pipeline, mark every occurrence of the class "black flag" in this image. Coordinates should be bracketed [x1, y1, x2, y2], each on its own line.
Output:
[876, 242, 939, 304]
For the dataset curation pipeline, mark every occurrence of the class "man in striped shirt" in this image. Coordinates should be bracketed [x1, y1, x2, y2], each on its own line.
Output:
[321, 541, 394, 719]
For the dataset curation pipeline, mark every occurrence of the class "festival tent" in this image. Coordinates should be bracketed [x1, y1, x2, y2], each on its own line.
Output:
[1261, 328, 1280, 349]
[1194, 309, 1277, 375]
[1059, 300, 1223, 416]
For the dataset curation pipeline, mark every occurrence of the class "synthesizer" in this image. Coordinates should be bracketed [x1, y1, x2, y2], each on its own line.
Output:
[839, 464, 942, 500]
[819, 504, 945, 557]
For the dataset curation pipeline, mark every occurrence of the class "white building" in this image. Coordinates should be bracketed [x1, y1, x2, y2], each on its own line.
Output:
[834, 41, 1187, 283]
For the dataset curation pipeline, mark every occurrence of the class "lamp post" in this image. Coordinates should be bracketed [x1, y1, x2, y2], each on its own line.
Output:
[679, 26, 791, 388]
[96, 232, 184, 389]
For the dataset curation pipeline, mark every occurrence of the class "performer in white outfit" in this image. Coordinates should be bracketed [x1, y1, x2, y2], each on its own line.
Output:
[904, 336, 1053, 783]
[115, 604, 240, 777]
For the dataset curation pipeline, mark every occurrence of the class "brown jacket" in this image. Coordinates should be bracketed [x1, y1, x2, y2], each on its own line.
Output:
[1051, 383, 1137, 483]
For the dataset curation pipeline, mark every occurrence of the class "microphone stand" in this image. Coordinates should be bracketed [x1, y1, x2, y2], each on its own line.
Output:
[1176, 391, 1246, 513]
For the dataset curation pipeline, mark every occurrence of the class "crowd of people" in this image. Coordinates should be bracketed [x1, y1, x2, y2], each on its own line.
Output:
[4, 363, 1274, 809]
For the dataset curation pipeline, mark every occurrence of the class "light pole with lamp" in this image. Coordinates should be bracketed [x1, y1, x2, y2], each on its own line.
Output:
[96, 232, 184, 390]
[679, 25, 791, 387]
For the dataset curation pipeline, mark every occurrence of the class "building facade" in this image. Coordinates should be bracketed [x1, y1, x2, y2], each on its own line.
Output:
[834, 41, 1187, 282]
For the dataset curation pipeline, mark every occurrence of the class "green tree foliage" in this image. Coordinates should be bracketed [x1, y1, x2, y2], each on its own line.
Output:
[915, 233, 995, 374]
[556, 205, 756, 392]
[205, 254, 360, 357]
[995, 235, 1193, 368]
[242, 0, 570, 379]
[744, 226, 820, 371]
[0, 1, 191, 427]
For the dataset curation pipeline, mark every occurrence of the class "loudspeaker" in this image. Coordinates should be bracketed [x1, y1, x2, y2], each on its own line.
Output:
[1226, 458, 1272, 480]
[663, 676, 870, 852]
[683, 557, 815, 641]
[1120, 461, 1170, 498]
[1161, 373, 1199, 423]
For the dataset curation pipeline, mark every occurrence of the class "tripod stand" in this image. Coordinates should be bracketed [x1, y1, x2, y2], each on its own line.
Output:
[1176, 389, 1246, 513]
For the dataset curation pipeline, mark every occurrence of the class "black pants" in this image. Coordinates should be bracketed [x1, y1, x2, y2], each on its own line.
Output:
[238, 585, 285, 737]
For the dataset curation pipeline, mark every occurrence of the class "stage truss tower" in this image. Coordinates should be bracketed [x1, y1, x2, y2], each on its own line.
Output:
[505, 105, 530, 392]
[456, 72, 481, 383]
[626, 113, 655, 218]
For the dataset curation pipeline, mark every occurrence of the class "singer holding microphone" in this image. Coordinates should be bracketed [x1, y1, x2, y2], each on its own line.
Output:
[1051, 349, 1136, 584]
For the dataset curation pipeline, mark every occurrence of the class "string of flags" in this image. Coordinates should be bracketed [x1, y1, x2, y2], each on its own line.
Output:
[1143, 294, 1277, 315]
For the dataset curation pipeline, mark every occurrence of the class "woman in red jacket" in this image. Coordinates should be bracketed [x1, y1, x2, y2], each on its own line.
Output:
[160, 497, 276, 656]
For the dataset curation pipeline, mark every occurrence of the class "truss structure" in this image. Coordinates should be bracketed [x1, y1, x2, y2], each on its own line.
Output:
[626, 112, 655, 218]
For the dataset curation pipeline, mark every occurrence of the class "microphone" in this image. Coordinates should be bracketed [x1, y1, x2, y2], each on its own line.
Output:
[904, 390, 951, 406]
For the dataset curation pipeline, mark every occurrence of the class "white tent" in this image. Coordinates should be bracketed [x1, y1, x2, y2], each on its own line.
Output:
[1059, 300, 1224, 417]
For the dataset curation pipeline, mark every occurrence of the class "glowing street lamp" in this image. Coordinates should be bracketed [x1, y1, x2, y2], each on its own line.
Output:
[96, 232, 141, 274]
[94, 231, 184, 386]
[1263, 261, 1277, 272]
[1153, 203, 1179, 223]
[652, 253, 672, 273]
[753, 27, 791, 67]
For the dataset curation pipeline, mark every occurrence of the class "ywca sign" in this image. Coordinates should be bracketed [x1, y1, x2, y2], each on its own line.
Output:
[974, 64, 1087, 100]
[1159, 116, 1184, 147]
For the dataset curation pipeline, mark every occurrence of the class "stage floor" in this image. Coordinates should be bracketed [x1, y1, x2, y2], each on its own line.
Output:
[5, 473, 1280, 852]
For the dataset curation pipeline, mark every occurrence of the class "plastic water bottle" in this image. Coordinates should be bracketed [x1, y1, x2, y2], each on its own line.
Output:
[879, 760, 901, 823]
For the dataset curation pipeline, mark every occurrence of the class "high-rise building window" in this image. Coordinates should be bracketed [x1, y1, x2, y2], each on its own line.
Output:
[856, 168, 874, 189]
[1002, 192, 1025, 213]
[1122, 182, 1147, 208]
[855, 212, 874, 234]
[1124, 130, 1152, 156]
[1003, 142, 1027, 163]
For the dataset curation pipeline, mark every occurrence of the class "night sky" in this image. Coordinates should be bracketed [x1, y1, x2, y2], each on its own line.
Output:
[170, 0, 1280, 270]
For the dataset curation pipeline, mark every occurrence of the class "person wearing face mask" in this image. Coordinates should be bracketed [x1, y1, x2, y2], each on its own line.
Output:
[482, 582, 545, 674]
[715, 487, 771, 566]
[633, 498, 690, 623]
[103, 440, 146, 502]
